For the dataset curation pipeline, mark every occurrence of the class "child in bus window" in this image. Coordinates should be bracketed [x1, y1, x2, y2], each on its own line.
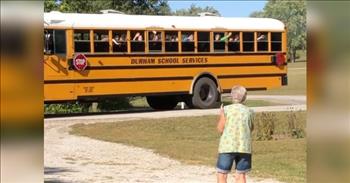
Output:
[257, 33, 266, 41]
[119, 34, 126, 42]
[100, 35, 109, 42]
[150, 31, 161, 41]
[133, 32, 143, 41]
[183, 34, 193, 42]
[219, 32, 232, 42]
[171, 35, 178, 42]
[233, 34, 240, 42]
[215, 34, 221, 41]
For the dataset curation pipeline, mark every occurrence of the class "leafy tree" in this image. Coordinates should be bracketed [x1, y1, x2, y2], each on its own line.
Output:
[250, 0, 306, 62]
[249, 10, 264, 18]
[44, 0, 171, 15]
[173, 4, 220, 16]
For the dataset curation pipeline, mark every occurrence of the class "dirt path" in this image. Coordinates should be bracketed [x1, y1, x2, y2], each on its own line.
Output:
[45, 97, 305, 182]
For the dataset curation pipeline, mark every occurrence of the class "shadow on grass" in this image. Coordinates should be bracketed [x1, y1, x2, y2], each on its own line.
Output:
[44, 166, 77, 183]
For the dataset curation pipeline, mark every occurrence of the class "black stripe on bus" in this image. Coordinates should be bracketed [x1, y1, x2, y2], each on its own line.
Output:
[45, 73, 286, 84]
[218, 73, 286, 79]
[81, 52, 286, 57]
[44, 76, 193, 84]
[84, 63, 286, 70]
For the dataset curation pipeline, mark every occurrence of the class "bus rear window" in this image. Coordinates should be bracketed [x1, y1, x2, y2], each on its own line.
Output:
[74, 30, 90, 53]
[271, 32, 282, 51]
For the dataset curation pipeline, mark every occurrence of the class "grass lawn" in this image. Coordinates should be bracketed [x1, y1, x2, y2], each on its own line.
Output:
[250, 62, 306, 95]
[71, 112, 306, 183]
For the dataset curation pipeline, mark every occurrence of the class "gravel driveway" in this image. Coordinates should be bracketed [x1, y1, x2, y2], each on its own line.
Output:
[45, 95, 305, 182]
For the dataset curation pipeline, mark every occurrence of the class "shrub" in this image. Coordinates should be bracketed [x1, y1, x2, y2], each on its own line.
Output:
[287, 111, 306, 138]
[253, 112, 276, 141]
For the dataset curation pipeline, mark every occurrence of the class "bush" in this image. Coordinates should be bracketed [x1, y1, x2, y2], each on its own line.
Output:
[253, 112, 276, 141]
[44, 102, 90, 114]
[287, 111, 306, 138]
[44, 97, 132, 114]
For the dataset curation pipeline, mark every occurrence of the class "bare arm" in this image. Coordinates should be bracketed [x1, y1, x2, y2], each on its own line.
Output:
[217, 104, 226, 133]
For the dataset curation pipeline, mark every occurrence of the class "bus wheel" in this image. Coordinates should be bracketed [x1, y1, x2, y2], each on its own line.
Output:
[146, 96, 178, 110]
[192, 77, 219, 109]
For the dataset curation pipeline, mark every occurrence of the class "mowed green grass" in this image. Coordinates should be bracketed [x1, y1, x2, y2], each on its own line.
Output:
[71, 112, 306, 183]
[250, 61, 306, 95]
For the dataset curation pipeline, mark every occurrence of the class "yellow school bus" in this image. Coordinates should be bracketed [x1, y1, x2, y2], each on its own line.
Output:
[44, 11, 287, 109]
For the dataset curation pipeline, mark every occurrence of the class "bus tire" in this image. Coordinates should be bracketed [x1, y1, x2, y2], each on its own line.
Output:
[146, 95, 178, 110]
[192, 77, 220, 109]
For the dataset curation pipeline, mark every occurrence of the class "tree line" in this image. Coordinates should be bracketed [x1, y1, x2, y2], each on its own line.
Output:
[44, 0, 219, 16]
[250, 0, 306, 62]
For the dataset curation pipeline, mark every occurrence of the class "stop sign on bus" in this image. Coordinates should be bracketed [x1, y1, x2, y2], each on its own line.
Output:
[73, 53, 88, 71]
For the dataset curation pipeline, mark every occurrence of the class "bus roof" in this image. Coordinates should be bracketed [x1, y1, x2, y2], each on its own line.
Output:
[44, 12, 285, 31]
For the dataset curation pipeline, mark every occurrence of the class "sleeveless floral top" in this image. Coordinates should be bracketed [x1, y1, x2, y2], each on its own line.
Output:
[218, 103, 253, 154]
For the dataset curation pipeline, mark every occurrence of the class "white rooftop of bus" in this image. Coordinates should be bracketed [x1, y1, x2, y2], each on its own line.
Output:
[44, 11, 285, 31]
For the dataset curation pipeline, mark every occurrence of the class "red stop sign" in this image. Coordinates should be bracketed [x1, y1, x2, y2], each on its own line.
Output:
[73, 54, 88, 71]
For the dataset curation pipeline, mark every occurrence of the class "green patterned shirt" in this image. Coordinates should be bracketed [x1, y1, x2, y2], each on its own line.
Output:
[218, 103, 253, 153]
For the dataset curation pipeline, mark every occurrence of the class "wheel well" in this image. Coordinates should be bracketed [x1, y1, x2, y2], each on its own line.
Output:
[190, 73, 220, 94]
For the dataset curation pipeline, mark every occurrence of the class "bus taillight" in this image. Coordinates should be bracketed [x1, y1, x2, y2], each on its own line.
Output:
[276, 52, 286, 67]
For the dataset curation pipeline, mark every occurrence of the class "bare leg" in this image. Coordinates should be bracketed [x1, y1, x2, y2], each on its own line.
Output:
[217, 172, 227, 183]
[235, 173, 246, 183]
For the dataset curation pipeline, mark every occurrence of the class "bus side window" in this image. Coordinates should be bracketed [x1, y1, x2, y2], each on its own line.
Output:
[131, 31, 145, 52]
[44, 29, 66, 55]
[165, 31, 178, 52]
[271, 32, 282, 51]
[257, 32, 268, 51]
[94, 30, 109, 52]
[228, 32, 240, 52]
[112, 30, 127, 52]
[181, 31, 194, 52]
[197, 32, 210, 52]
[214, 32, 225, 52]
[243, 32, 254, 52]
[149, 30, 162, 52]
[74, 30, 90, 53]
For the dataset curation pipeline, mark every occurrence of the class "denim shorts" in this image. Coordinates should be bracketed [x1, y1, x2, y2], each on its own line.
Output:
[216, 153, 252, 174]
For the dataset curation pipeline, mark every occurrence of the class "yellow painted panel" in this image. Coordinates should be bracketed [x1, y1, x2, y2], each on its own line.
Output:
[43, 55, 70, 78]
[74, 80, 192, 96]
[219, 77, 282, 90]
[44, 84, 75, 101]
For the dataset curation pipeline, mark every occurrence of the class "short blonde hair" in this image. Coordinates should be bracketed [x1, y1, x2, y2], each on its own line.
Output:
[230, 85, 247, 103]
